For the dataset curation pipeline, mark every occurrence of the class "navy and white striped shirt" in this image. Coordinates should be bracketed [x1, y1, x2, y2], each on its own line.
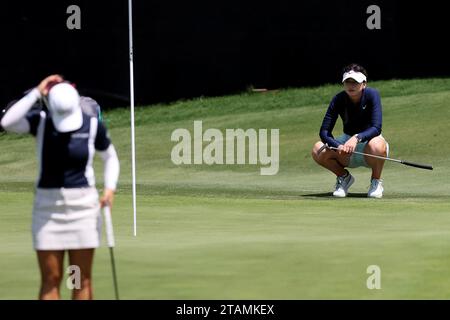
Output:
[26, 110, 111, 188]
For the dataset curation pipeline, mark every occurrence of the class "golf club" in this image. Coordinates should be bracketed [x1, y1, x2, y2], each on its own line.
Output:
[103, 205, 119, 300]
[318, 143, 433, 170]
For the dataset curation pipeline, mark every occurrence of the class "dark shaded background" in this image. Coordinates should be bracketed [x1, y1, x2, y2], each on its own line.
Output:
[1, 1, 448, 108]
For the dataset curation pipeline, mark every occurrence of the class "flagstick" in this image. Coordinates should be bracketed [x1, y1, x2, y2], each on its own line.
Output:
[128, 0, 137, 236]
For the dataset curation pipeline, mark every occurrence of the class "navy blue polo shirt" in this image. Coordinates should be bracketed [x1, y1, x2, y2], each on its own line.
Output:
[319, 87, 382, 148]
[26, 110, 111, 188]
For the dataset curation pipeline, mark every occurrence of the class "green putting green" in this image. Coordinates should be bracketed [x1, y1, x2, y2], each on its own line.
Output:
[1, 78, 449, 299]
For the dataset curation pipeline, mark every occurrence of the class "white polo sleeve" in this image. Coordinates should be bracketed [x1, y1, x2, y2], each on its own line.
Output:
[1, 88, 41, 133]
[98, 144, 120, 191]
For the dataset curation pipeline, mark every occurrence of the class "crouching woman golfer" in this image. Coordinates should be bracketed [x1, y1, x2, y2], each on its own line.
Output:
[1, 75, 120, 299]
[311, 64, 388, 198]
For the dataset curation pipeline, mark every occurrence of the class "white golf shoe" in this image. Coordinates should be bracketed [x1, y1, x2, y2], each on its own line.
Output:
[333, 171, 355, 198]
[368, 178, 383, 198]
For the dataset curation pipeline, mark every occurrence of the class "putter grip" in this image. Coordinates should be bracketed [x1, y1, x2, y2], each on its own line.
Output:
[103, 206, 116, 247]
[402, 161, 433, 170]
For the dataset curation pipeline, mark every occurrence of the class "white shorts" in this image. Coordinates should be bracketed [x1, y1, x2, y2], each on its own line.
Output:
[335, 134, 389, 168]
[32, 187, 102, 251]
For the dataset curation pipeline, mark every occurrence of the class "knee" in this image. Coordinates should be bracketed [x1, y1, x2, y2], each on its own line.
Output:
[42, 273, 63, 288]
[311, 141, 325, 162]
[80, 277, 92, 289]
[367, 138, 387, 156]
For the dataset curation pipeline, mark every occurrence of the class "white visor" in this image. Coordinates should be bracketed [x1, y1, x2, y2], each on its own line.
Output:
[47, 83, 82, 132]
[342, 70, 367, 83]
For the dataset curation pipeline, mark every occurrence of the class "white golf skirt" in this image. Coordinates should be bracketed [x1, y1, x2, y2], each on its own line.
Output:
[32, 187, 102, 250]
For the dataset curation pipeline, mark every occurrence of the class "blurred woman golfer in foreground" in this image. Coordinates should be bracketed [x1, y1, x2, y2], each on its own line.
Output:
[1, 75, 120, 299]
[312, 64, 388, 198]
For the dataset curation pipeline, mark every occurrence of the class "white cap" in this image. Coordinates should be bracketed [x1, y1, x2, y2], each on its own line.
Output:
[342, 70, 367, 83]
[47, 83, 82, 132]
